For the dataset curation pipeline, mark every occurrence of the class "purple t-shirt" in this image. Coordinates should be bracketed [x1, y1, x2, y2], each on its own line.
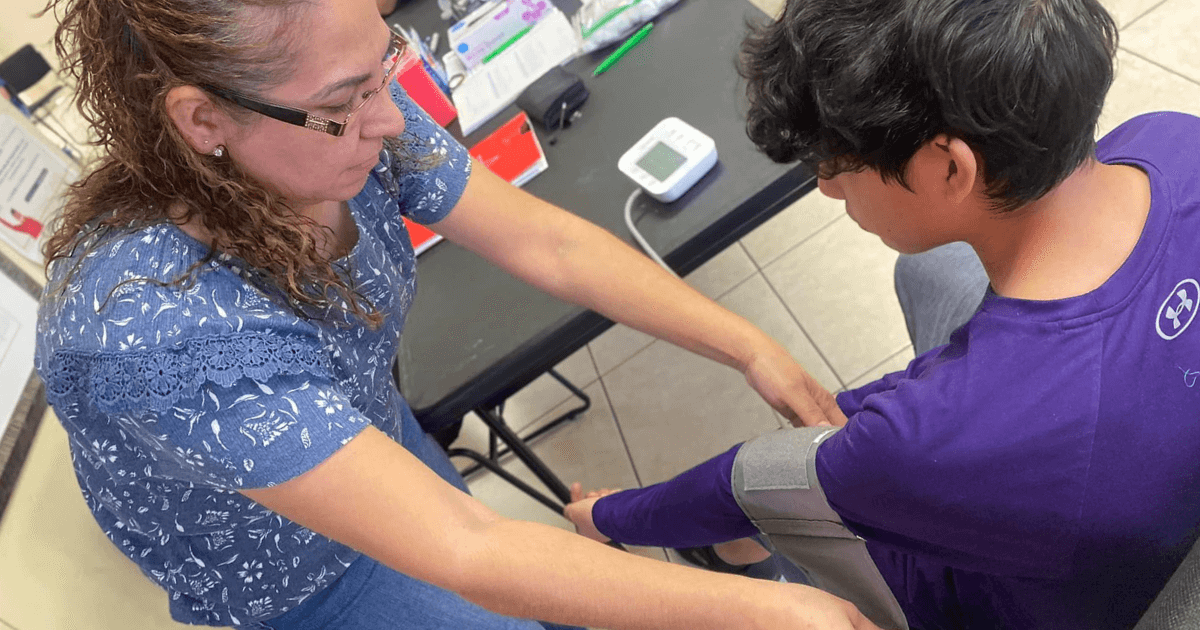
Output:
[819, 112, 1200, 629]
[593, 112, 1200, 630]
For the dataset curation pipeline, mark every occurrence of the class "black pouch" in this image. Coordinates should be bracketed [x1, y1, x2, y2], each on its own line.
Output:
[516, 66, 589, 131]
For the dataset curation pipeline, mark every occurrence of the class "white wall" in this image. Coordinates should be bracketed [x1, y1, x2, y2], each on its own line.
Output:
[0, 0, 60, 62]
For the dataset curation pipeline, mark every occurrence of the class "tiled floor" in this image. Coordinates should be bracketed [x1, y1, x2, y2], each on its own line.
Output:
[1, 0, 1199, 628]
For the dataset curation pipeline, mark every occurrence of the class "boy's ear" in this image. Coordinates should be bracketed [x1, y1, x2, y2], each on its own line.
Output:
[933, 135, 979, 205]
[165, 85, 231, 155]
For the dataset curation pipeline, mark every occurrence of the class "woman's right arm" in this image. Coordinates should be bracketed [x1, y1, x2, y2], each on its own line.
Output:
[241, 427, 881, 630]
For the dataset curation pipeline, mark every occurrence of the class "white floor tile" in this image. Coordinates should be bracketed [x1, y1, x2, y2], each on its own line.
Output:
[1120, 0, 1200, 83]
[762, 216, 908, 386]
[745, 0, 783, 18]
[588, 324, 655, 376]
[0, 417, 193, 630]
[740, 190, 844, 268]
[449, 347, 597, 471]
[466, 382, 638, 522]
[1101, 0, 1168, 27]
[492, 348, 597, 433]
[717, 273, 841, 394]
[683, 243, 758, 300]
[601, 339, 782, 485]
[844, 345, 915, 391]
[1098, 50, 1200, 138]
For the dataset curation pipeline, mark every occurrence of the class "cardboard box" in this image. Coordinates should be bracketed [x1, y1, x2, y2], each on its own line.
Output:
[448, 0, 551, 70]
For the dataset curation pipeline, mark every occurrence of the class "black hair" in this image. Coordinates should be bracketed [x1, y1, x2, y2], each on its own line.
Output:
[741, 0, 1118, 212]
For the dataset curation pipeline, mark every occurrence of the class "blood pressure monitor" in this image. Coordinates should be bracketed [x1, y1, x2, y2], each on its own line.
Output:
[618, 118, 718, 202]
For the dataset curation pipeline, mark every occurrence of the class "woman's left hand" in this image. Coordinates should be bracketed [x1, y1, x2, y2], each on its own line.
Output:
[743, 343, 847, 427]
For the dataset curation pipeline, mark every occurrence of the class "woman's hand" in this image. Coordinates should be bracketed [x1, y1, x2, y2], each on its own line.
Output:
[743, 341, 847, 427]
[770, 582, 888, 630]
[565, 482, 620, 543]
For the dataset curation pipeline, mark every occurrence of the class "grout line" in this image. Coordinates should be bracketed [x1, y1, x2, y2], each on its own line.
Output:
[455, 381, 597, 479]
[758, 268, 849, 390]
[841, 344, 914, 391]
[1119, 0, 1170, 31]
[709, 266, 762, 303]
[1120, 47, 1200, 87]
[459, 346, 605, 457]
[736, 241, 757, 271]
[585, 344, 602, 387]
[592, 334, 658, 379]
[463, 362, 644, 491]
[748, 213, 845, 271]
[595, 371, 645, 489]
[507, 361, 602, 437]
[702, 245, 760, 301]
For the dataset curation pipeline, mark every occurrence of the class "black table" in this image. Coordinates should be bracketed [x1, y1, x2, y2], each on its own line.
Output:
[387, 0, 815, 511]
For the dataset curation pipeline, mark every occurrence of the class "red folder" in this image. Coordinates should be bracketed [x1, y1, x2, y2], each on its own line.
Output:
[403, 218, 443, 256]
[468, 111, 548, 187]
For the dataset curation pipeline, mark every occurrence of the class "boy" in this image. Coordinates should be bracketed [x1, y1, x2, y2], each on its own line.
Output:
[565, 1, 1200, 629]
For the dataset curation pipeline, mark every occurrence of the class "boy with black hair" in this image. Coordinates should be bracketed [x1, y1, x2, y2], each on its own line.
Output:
[564, 0, 1200, 628]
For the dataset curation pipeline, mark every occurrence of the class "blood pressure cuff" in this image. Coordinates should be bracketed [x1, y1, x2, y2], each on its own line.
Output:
[516, 66, 589, 131]
[732, 427, 911, 630]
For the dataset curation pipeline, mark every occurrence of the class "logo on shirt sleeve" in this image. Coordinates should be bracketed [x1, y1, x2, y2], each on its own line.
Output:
[1156, 279, 1199, 340]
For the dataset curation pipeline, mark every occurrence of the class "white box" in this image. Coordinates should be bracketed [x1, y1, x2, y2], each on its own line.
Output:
[448, 0, 551, 70]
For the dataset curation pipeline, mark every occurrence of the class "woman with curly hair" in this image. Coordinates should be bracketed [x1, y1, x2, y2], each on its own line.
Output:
[33, 0, 874, 628]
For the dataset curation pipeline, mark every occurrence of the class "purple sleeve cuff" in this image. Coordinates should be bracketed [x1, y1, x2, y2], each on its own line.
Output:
[591, 443, 760, 547]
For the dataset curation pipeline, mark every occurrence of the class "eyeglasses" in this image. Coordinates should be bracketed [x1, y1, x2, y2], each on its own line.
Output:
[201, 33, 408, 137]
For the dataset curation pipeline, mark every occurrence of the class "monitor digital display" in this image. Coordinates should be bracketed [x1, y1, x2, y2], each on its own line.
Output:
[635, 142, 687, 182]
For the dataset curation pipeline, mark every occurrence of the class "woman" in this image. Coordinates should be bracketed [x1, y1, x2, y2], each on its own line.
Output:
[36, 0, 873, 628]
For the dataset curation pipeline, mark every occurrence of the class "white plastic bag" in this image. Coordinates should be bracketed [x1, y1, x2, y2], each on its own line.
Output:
[573, 0, 683, 54]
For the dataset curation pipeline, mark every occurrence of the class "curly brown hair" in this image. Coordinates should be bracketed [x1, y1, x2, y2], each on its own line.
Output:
[42, 0, 392, 327]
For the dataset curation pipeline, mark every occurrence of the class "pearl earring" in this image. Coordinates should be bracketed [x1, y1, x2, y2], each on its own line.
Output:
[213, 145, 225, 158]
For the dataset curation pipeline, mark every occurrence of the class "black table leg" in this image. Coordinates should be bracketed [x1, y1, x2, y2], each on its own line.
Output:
[442, 368, 590, 512]
[447, 447, 565, 515]
[457, 369, 591, 479]
[473, 406, 573, 504]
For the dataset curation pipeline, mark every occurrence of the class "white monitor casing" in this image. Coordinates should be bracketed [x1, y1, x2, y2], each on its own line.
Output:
[618, 117, 718, 202]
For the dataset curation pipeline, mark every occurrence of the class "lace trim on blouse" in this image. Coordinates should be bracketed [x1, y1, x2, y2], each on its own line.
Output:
[44, 332, 332, 413]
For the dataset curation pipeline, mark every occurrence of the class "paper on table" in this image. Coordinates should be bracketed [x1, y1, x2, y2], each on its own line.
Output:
[447, 7, 579, 136]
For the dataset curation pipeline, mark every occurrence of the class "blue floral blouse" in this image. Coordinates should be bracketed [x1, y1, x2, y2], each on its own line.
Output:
[34, 85, 472, 626]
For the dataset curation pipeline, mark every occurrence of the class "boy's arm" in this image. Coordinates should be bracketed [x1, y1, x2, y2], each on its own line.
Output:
[567, 444, 761, 547]
[836, 348, 946, 416]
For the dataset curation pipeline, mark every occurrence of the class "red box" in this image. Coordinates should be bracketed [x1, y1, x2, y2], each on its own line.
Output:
[396, 49, 457, 128]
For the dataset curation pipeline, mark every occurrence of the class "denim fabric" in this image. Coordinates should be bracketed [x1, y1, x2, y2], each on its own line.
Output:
[258, 553, 573, 630]
[893, 241, 988, 354]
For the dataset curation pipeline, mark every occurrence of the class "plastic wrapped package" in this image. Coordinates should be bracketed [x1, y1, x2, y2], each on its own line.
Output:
[573, 0, 683, 55]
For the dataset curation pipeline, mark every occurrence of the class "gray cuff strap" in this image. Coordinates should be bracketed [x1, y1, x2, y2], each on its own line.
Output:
[732, 427, 910, 630]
